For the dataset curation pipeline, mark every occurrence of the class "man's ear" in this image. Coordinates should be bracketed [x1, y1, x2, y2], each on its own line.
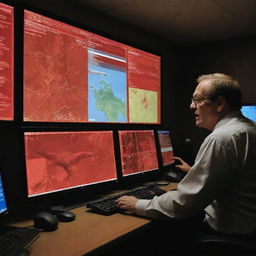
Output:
[216, 96, 226, 112]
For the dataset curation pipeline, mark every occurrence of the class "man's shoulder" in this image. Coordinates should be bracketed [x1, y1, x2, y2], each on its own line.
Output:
[210, 119, 256, 142]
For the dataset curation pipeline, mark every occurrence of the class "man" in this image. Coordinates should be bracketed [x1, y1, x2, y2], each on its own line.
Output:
[116, 73, 256, 235]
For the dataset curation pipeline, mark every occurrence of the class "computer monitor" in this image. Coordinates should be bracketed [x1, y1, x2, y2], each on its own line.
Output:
[156, 130, 185, 182]
[0, 3, 14, 121]
[157, 130, 175, 166]
[118, 130, 159, 177]
[0, 171, 7, 214]
[24, 131, 117, 197]
[24, 10, 161, 124]
[241, 104, 256, 122]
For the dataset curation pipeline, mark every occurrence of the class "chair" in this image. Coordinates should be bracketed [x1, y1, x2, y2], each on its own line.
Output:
[192, 232, 256, 256]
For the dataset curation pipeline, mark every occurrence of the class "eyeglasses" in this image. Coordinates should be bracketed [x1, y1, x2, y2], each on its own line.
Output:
[191, 97, 209, 105]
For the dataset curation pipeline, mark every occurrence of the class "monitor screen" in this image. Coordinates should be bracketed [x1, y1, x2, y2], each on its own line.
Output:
[24, 10, 161, 124]
[24, 131, 117, 197]
[0, 3, 14, 121]
[118, 130, 159, 176]
[0, 171, 7, 214]
[241, 105, 256, 122]
[157, 130, 175, 166]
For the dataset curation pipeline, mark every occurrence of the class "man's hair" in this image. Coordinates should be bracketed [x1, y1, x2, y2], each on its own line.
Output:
[197, 73, 242, 110]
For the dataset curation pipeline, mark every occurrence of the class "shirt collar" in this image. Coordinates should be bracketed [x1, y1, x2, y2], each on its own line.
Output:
[213, 110, 242, 131]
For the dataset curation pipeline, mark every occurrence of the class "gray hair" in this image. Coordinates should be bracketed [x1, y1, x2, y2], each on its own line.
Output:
[197, 73, 242, 110]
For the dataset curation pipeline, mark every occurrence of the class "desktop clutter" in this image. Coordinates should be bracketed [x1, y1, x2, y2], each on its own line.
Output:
[33, 206, 76, 232]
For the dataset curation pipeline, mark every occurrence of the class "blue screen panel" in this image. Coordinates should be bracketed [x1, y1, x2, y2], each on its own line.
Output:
[0, 173, 7, 214]
[241, 105, 256, 122]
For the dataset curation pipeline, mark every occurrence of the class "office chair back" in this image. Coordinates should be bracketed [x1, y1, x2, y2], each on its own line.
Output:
[192, 232, 256, 256]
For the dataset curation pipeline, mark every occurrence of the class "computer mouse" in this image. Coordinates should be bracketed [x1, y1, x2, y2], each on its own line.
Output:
[33, 211, 58, 231]
[55, 211, 76, 222]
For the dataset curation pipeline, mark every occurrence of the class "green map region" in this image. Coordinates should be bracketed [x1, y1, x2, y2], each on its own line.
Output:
[89, 80, 126, 122]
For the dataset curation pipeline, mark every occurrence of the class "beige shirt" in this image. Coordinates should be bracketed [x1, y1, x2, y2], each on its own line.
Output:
[136, 111, 256, 234]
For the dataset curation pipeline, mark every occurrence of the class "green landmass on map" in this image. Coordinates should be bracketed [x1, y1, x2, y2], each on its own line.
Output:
[91, 80, 126, 121]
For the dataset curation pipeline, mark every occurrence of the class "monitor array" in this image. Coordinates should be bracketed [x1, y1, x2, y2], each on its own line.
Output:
[0, 2, 166, 213]
[0, 3, 161, 124]
[23, 130, 174, 197]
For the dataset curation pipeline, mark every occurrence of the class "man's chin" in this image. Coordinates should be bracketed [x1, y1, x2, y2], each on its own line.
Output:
[195, 120, 203, 128]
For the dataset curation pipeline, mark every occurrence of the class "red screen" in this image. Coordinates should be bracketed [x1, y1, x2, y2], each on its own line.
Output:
[24, 10, 161, 124]
[118, 130, 159, 176]
[24, 131, 117, 197]
[0, 3, 14, 120]
[157, 131, 174, 166]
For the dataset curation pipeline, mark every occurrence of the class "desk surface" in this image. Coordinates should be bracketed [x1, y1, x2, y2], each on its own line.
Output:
[15, 182, 177, 256]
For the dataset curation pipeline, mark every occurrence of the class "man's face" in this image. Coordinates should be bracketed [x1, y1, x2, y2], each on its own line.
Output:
[190, 80, 220, 131]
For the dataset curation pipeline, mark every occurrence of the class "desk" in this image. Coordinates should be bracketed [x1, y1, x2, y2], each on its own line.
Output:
[15, 182, 178, 256]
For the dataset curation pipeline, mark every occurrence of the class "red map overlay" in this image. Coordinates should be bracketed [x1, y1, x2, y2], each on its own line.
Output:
[24, 131, 117, 197]
[0, 3, 14, 120]
[24, 10, 161, 123]
[118, 130, 159, 176]
[158, 131, 174, 166]
[24, 10, 89, 122]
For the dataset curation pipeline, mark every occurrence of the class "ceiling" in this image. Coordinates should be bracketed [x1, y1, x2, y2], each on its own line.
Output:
[75, 0, 256, 45]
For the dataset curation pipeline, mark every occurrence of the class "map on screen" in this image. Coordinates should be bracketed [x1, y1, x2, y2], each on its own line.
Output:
[24, 131, 117, 197]
[88, 48, 127, 122]
[118, 130, 159, 176]
[24, 10, 161, 123]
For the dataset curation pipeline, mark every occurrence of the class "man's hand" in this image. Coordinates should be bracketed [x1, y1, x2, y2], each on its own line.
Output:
[173, 156, 191, 173]
[116, 196, 139, 212]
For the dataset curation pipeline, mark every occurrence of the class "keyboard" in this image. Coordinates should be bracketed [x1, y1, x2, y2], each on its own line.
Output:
[0, 225, 40, 256]
[87, 184, 166, 215]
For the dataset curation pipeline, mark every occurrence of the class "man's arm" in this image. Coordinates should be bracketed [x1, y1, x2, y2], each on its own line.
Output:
[116, 136, 235, 219]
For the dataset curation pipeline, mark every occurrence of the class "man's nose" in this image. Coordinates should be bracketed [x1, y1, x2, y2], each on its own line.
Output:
[190, 101, 196, 110]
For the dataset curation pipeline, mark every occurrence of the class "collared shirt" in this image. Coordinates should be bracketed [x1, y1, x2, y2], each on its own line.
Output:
[136, 111, 256, 234]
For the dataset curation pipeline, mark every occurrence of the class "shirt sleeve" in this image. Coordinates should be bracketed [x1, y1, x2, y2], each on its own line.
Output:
[135, 135, 237, 219]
